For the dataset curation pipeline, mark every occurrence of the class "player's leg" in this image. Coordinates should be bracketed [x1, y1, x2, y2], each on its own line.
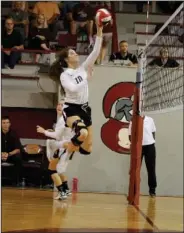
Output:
[57, 149, 72, 195]
[66, 115, 89, 152]
[48, 159, 67, 200]
[78, 105, 92, 155]
[59, 174, 72, 196]
[46, 139, 70, 160]
[79, 125, 92, 155]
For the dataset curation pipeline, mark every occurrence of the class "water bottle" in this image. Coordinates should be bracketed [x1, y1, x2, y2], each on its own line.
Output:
[72, 178, 78, 192]
[21, 178, 26, 189]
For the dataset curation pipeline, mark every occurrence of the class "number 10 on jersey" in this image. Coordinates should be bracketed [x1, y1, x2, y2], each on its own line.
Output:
[75, 76, 83, 84]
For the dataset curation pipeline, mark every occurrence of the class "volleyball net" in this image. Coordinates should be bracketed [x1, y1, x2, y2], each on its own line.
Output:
[142, 3, 183, 112]
[128, 3, 184, 205]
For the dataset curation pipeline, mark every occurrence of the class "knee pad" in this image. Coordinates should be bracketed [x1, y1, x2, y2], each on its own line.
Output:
[79, 147, 91, 155]
[48, 170, 57, 176]
[71, 120, 88, 146]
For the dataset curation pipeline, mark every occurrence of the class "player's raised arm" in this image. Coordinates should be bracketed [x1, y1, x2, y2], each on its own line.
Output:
[82, 21, 103, 70]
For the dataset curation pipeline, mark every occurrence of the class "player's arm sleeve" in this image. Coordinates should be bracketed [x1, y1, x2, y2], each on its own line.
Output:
[44, 120, 65, 141]
[81, 36, 102, 70]
[60, 73, 86, 92]
[44, 130, 57, 139]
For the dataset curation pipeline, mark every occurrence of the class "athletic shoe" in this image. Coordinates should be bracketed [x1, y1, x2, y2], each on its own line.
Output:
[149, 188, 156, 198]
[46, 139, 58, 160]
[149, 192, 156, 198]
[65, 189, 72, 196]
[54, 192, 67, 200]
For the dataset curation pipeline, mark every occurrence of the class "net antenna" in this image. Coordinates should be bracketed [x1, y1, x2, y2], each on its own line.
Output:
[145, 1, 150, 46]
[128, 2, 184, 205]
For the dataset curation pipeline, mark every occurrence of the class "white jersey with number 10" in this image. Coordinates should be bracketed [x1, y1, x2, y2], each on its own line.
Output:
[60, 36, 102, 105]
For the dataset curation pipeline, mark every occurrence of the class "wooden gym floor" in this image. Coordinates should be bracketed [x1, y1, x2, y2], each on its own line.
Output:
[2, 188, 183, 232]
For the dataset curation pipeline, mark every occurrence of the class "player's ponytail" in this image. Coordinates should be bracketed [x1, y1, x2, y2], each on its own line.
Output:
[49, 48, 70, 95]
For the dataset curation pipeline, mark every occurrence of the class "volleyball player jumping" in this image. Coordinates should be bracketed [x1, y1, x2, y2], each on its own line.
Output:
[37, 101, 74, 200]
[49, 21, 103, 155]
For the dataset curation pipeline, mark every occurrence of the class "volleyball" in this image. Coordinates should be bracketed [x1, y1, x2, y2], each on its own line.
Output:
[96, 8, 112, 27]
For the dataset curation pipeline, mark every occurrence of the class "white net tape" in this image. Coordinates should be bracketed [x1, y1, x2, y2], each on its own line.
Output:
[141, 3, 184, 112]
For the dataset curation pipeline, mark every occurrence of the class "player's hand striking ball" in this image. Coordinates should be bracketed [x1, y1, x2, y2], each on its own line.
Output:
[95, 8, 112, 27]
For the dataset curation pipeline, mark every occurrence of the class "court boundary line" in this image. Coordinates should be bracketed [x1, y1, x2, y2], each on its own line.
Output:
[133, 204, 160, 232]
[2, 187, 183, 198]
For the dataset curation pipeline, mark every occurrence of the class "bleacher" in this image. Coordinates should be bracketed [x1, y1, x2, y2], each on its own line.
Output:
[2, 1, 183, 95]
[2, 2, 183, 80]
[1, 2, 115, 79]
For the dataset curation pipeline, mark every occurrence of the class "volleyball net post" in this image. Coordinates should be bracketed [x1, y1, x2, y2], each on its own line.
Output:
[127, 51, 144, 206]
[127, 2, 184, 205]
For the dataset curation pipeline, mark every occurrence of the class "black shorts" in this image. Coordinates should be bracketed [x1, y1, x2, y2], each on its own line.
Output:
[63, 102, 92, 127]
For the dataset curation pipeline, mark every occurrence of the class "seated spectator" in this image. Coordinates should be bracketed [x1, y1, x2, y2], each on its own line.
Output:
[109, 40, 138, 66]
[62, 1, 79, 20]
[1, 116, 22, 184]
[149, 47, 180, 68]
[59, 1, 79, 31]
[68, 2, 94, 44]
[12, 1, 28, 11]
[32, 1, 60, 39]
[28, 14, 51, 63]
[1, 17, 24, 69]
[9, 1, 29, 40]
[93, 3, 113, 65]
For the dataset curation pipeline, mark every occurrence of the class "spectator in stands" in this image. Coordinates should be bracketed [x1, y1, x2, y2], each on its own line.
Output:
[12, 1, 28, 11]
[109, 40, 138, 66]
[1, 17, 24, 69]
[68, 2, 94, 44]
[32, 1, 60, 39]
[9, 1, 29, 40]
[28, 14, 51, 63]
[1, 116, 22, 184]
[62, 1, 79, 19]
[94, 3, 113, 65]
[60, 1, 79, 31]
[149, 48, 180, 68]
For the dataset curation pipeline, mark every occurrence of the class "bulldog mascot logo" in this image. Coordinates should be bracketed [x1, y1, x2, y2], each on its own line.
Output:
[101, 82, 135, 154]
